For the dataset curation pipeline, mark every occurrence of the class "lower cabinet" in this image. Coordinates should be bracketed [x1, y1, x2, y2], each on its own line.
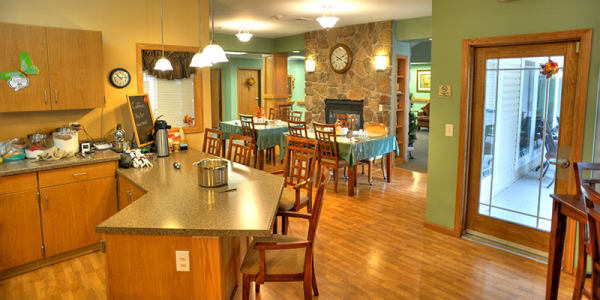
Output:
[40, 177, 117, 257]
[0, 190, 43, 271]
[117, 175, 145, 210]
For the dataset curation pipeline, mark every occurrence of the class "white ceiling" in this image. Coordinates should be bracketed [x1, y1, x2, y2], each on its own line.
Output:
[213, 0, 432, 38]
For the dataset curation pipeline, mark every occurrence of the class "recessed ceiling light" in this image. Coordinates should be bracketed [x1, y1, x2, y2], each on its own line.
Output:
[292, 50, 301, 53]
[288, 56, 306, 60]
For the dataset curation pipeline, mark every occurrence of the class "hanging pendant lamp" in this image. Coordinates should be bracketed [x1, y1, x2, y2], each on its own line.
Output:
[316, 5, 339, 29]
[202, 0, 228, 64]
[190, 0, 213, 67]
[236, 26, 253, 42]
[154, 0, 173, 71]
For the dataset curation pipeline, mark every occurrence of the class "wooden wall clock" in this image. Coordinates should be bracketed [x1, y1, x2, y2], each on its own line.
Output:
[330, 44, 352, 74]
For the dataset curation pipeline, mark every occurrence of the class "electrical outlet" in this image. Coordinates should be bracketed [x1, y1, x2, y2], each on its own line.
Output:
[175, 250, 190, 272]
[445, 124, 454, 137]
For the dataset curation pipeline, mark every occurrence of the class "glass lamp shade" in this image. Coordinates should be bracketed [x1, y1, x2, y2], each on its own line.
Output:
[154, 56, 173, 71]
[202, 44, 229, 63]
[374, 55, 388, 71]
[190, 51, 213, 68]
[316, 16, 339, 29]
[236, 32, 253, 42]
[305, 59, 316, 72]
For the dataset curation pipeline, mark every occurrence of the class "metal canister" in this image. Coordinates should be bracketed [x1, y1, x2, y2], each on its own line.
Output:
[195, 159, 228, 188]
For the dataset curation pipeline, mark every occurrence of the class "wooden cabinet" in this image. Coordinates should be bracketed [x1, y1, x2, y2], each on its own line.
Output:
[0, 190, 43, 271]
[40, 176, 116, 257]
[262, 53, 288, 115]
[117, 174, 145, 210]
[0, 22, 104, 112]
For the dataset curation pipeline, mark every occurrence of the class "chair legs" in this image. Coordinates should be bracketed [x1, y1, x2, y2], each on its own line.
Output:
[255, 283, 260, 293]
[334, 168, 339, 193]
[282, 216, 289, 235]
[367, 161, 373, 186]
[312, 257, 319, 296]
[303, 269, 313, 300]
[573, 224, 588, 300]
[273, 216, 278, 234]
[243, 275, 250, 300]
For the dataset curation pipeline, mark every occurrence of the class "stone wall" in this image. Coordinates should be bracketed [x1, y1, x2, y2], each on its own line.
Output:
[304, 21, 393, 128]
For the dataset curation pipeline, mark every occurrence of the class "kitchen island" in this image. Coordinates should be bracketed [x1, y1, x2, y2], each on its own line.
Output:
[96, 150, 284, 300]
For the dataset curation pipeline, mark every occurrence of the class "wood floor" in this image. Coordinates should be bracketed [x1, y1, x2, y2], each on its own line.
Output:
[0, 166, 577, 299]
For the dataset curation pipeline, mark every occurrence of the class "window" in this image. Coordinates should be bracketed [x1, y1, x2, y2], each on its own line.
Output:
[143, 71, 195, 128]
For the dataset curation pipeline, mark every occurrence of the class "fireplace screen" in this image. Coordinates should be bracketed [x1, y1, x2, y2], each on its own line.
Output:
[324, 99, 365, 129]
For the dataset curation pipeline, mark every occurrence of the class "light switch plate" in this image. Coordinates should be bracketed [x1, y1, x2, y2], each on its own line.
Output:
[445, 124, 454, 137]
[175, 250, 190, 272]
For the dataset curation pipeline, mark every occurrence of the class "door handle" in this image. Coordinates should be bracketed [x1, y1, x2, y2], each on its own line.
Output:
[44, 90, 48, 104]
[127, 190, 133, 204]
[550, 158, 570, 169]
[54, 90, 58, 104]
[45, 195, 49, 210]
[72, 172, 88, 177]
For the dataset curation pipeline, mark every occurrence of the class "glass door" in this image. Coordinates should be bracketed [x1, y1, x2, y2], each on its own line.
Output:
[465, 42, 578, 251]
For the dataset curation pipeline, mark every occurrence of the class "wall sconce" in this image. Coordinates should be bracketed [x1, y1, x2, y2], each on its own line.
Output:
[374, 55, 388, 71]
[305, 59, 316, 72]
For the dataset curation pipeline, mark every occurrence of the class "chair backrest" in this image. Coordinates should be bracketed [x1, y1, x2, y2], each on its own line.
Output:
[227, 134, 253, 166]
[307, 170, 330, 242]
[268, 107, 277, 120]
[574, 162, 600, 195]
[313, 122, 338, 162]
[202, 128, 224, 157]
[287, 120, 308, 138]
[582, 185, 600, 274]
[281, 136, 318, 187]
[278, 104, 293, 121]
[336, 114, 356, 130]
[363, 122, 388, 136]
[239, 113, 257, 140]
[290, 111, 303, 122]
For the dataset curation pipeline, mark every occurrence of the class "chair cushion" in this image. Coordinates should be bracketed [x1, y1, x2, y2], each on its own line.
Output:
[240, 234, 307, 275]
[278, 187, 309, 211]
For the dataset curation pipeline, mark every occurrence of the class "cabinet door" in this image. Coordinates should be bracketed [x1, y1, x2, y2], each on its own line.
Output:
[0, 191, 43, 271]
[40, 177, 116, 257]
[46, 27, 104, 110]
[117, 175, 145, 210]
[0, 23, 51, 112]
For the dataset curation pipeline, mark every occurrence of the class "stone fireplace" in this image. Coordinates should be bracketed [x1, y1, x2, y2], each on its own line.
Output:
[324, 99, 364, 129]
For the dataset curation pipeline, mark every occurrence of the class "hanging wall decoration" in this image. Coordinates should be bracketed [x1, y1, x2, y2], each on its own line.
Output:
[246, 77, 255, 89]
[0, 51, 39, 92]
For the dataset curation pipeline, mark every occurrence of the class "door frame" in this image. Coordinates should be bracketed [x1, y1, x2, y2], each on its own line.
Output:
[454, 29, 592, 271]
[236, 68, 262, 116]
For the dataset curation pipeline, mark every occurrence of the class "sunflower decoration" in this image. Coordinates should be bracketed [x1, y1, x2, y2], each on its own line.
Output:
[540, 59, 559, 79]
[246, 77, 256, 89]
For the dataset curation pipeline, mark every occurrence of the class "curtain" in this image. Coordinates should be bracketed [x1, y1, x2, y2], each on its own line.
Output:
[142, 50, 196, 80]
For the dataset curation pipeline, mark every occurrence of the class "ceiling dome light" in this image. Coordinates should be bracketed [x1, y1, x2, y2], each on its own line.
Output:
[316, 5, 339, 29]
[190, 51, 213, 67]
[236, 27, 253, 42]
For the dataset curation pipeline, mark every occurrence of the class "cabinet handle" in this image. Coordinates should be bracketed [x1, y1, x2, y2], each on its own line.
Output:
[55, 90, 58, 104]
[127, 190, 133, 204]
[72, 172, 88, 177]
[45, 195, 49, 210]
[44, 90, 48, 104]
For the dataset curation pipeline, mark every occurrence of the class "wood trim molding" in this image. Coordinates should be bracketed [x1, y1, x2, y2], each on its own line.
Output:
[454, 29, 593, 272]
[135, 43, 204, 134]
[424, 221, 459, 237]
[411, 97, 429, 103]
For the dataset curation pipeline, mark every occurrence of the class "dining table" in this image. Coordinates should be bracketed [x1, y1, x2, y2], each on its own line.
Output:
[280, 130, 399, 196]
[218, 119, 289, 170]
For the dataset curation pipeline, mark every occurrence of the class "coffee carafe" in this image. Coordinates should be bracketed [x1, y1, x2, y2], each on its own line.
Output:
[154, 119, 171, 157]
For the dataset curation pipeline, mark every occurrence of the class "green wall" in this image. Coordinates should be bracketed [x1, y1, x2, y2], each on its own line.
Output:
[427, 0, 600, 229]
[213, 57, 263, 121]
[215, 33, 305, 54]
[409, 63, 431, 113]
[395, 16, 432, 40]
[287, 59, 306, 113]
[275, 34, 304, 53]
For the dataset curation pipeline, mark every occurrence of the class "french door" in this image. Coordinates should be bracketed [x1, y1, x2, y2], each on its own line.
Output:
[465, 41, 580, 251]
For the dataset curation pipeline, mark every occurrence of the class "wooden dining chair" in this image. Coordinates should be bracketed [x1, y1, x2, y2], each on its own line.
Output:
[288, 120, 308, 138]
[227, 134, 253, 167]
[359, 122, 389, 184]
[290, 111, 303, 122]
[336, 114, 356, 130]
[241, 170, 330, 300]
[278, 104, 293, 121]
[268, 107, 278, 120]
[272, 136, 318, 235]
[202, 128, 224, 157]
[573, 162, 600, 299]
[314, 122, 347, 193]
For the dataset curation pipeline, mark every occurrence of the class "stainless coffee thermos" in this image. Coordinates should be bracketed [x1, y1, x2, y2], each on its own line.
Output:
[154, 120, 171, 157]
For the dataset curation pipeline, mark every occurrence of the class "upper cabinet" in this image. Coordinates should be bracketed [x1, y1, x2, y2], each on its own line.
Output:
[0, 23, 104, 112]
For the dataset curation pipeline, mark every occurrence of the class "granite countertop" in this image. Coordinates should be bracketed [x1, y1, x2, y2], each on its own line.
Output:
[0, 150, 121, 177]
[96, 150, 285, 237]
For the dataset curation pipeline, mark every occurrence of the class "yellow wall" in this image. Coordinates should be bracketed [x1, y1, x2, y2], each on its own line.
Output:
[0, 0, 211, 147]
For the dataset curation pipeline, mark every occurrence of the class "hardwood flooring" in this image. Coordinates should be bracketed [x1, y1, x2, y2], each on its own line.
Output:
[0, 167, 576, 299]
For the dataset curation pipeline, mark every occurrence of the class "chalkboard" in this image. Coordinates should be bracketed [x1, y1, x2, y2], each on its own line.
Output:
[126, 94, 154, 147]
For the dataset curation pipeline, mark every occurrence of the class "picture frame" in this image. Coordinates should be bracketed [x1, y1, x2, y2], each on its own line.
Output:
[416, 70, 431, 93]
[287, 75, 294, 99]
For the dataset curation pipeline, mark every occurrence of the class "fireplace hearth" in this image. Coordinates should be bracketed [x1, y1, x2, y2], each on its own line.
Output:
[324, 99, 365, 129]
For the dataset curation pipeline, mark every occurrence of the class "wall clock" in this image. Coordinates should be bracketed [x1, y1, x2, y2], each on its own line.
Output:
[330, 44, 352, 74]
[109, 68, 131, 88]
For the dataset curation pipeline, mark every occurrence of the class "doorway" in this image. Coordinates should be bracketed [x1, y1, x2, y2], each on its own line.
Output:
[237, 68, 261, 116]
[210, 69, 222, 128]
[464, 40, 585, 252]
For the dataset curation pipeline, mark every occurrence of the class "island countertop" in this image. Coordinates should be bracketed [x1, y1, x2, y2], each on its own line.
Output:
[96, 149, 284, 237]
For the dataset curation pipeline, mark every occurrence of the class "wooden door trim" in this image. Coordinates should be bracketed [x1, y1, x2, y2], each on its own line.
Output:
[236, 68, 261, 116]
[135, 43, 204, 134]
[455, 29, 592, 271]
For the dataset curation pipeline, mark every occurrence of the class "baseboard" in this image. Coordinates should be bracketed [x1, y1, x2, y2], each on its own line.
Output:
[424, 221, 459, 237]
[0, 243, 101, 280]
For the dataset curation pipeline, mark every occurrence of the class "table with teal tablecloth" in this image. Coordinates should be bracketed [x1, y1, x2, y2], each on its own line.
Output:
[219, 120, 288, 151]
[279, 131, 399, 196]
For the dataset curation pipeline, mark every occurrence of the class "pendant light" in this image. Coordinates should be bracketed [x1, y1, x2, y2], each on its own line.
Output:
[316, 5, 339, 29]
[236, 26, 253, 42]
[154, 0, 173, 71]
[190, 0, 213, 67]
[202, 0, 228, 64]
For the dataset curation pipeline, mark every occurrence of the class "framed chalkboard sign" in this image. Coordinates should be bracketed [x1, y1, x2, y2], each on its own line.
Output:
[126, 94, 154, 147]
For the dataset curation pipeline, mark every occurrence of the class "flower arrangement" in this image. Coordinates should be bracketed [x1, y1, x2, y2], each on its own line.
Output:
[540, 60, 559, 79]
[246, 77, 256, 88]
[253, 106, 265, 118]
[183, 114, 195, 126]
